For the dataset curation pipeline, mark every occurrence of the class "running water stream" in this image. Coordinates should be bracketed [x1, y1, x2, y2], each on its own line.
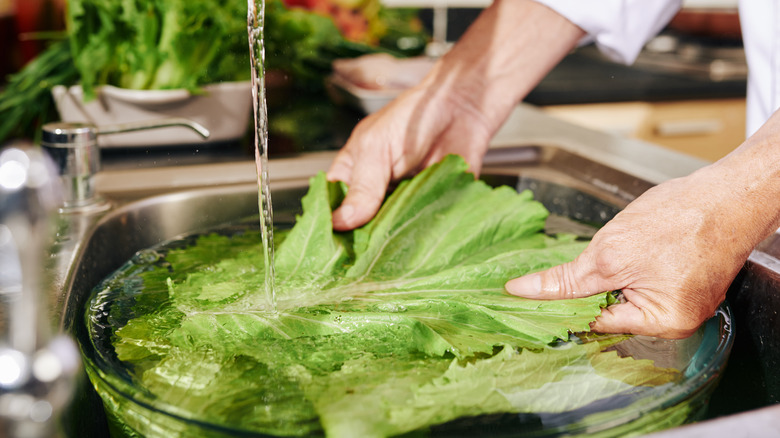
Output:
[248, 0, 277, 312]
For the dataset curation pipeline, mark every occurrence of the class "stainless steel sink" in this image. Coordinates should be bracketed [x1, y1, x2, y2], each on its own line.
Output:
[51, 145, 780, 436]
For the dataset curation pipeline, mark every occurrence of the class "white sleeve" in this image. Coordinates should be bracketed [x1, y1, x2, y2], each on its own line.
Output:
[531, 0, 683, 64]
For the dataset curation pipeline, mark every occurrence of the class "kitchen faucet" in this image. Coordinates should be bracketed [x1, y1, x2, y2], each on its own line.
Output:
[0, 118, 210, 436]
[0, 144, 80, 438]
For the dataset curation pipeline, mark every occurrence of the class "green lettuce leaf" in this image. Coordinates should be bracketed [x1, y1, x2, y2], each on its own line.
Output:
[309, 341, 679, 438]
[93, 155, 683, 437]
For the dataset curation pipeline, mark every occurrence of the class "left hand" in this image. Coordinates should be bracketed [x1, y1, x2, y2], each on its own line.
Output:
[505, 160, 777, 338]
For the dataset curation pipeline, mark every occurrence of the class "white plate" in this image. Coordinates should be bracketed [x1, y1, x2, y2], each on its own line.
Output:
[52, 81, 252, 148]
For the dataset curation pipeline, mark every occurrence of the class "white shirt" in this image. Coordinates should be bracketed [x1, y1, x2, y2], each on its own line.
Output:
[533, 0, 780, 137]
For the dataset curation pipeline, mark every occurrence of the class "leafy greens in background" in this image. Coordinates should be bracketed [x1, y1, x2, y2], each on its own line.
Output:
[0, 0, 427, 143]
[66, 0, 250, 97]
[85, 155, 684, 438]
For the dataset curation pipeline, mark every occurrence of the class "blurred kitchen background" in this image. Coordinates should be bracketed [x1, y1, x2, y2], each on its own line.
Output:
[0, 0, 745, 163]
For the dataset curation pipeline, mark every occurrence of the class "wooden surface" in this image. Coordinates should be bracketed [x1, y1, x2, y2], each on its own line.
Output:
[542, 98, 746, 163]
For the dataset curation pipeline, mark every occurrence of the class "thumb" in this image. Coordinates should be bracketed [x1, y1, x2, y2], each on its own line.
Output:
[504, 259, 611, 300]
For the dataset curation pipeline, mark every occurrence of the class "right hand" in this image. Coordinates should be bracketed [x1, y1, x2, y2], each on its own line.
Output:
[326, 78, 494, 231]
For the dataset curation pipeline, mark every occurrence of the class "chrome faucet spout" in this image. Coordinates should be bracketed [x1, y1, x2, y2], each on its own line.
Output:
[1, 146, 61, 356]
[0, 144, 79, 437]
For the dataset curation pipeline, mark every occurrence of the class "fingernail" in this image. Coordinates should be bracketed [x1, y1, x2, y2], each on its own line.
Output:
[505, 274, 542, 297]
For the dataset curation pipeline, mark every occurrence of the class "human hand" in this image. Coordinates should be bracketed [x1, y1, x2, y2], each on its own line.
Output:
[505, 163, 780, 339]
[326, 79, 494, 231]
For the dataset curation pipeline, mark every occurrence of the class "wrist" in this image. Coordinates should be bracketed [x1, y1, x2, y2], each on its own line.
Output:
[689, 128, 780, 257]
[418, 0, 584, 132]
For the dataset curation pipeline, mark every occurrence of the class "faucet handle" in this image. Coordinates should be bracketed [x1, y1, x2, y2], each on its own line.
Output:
[41, 118, 210, 210]
[96, 117, 210, 138]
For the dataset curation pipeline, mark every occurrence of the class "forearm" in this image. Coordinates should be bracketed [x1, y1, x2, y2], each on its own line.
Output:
[419, 0, 585, 132]
[700, 110, 780, 256]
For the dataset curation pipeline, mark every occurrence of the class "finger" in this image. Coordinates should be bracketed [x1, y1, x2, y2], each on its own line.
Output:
[593, 299, 703, 339]
[327, 149, 356, 185]
[590, 302, 650, 335]
[331, 152, 392, 231]
[590, 302, 688, 338]
[504, 259, 614, 300]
